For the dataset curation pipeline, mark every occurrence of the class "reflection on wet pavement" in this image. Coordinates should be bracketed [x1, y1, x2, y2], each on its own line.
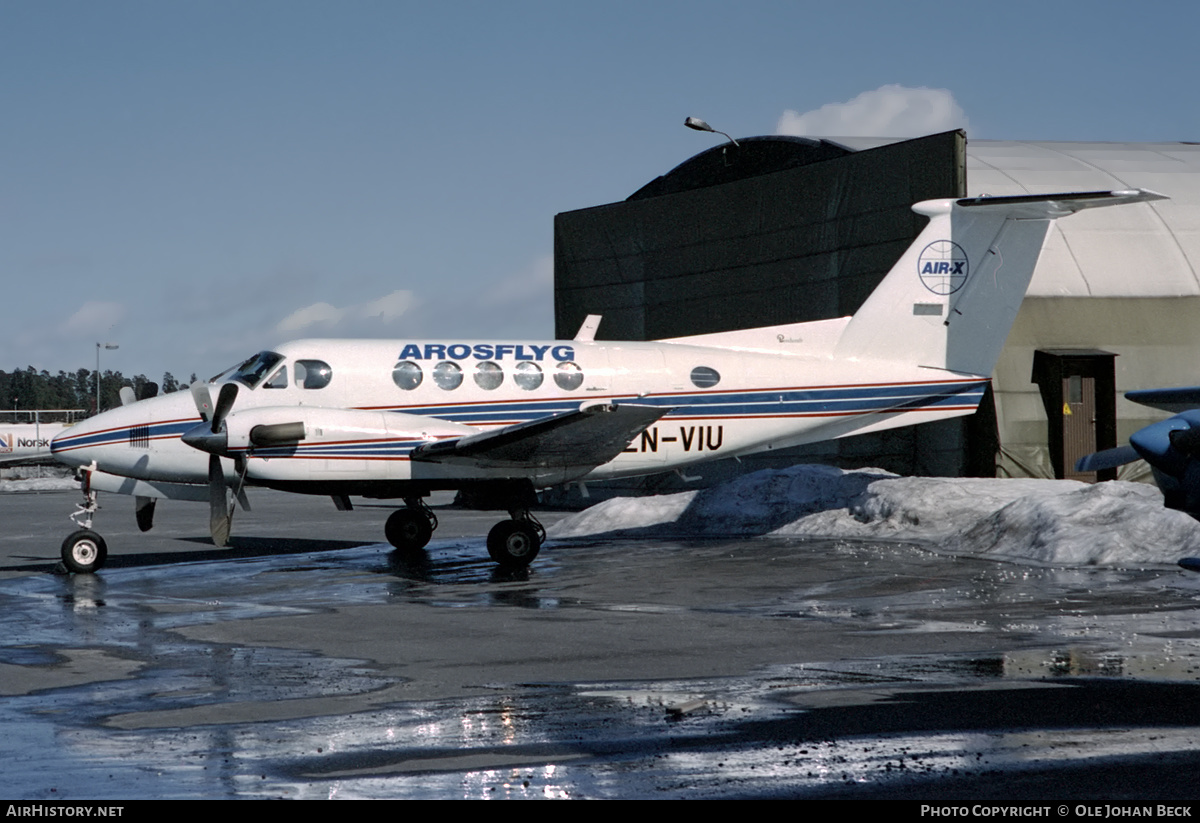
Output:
[1, 536, 1199, 799]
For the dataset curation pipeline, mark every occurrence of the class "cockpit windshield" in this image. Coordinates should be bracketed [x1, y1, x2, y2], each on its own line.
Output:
[208, 351, 286, 389]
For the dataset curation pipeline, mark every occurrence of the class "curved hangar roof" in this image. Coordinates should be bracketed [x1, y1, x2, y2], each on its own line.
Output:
[965, 141, 1200, 298]
[836, 138, 1200, 297]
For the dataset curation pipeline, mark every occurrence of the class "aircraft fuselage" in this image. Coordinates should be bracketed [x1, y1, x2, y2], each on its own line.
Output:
[52, 336, 987, 495]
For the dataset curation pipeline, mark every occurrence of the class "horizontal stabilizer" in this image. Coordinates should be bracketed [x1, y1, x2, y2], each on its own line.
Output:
[1075, 445, 1141, 473]
[411, 403, 670, 469]
[1126, 387, 1200, 414]
[955, 188, 1167, 215]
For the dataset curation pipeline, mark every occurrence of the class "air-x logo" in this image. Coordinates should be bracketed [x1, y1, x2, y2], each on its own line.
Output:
[918, 240, 969, 295]
[0, 434, 11, 454]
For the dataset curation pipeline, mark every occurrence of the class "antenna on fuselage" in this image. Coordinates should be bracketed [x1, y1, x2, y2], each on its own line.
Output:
[574, 314, 602, 342]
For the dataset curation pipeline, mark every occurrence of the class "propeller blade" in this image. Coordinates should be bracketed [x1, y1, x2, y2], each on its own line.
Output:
[119, 386, 137, 407]
[212, 382, 239, 433]
[208, 455, 232, 547]
[1075, 445, 1140, 473]
[190, 381, 214, 423]
[249, 421, 306, 447]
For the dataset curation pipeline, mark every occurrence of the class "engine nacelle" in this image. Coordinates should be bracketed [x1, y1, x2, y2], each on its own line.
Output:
[184, 407, 475, 483]
[1129, 409, 1200, 514]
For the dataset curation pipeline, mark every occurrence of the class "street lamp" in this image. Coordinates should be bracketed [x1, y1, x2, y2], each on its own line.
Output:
[95, 342, 118, 414]
[684, 116, 739, 147]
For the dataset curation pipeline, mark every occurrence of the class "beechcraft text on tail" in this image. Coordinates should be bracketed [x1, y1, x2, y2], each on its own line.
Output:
[49, 188, 1166, 573]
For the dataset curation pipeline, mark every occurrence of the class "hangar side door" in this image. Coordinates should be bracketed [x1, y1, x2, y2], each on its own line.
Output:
[1062, 374, 1097, 482]
[1031, 350, 1117, 482]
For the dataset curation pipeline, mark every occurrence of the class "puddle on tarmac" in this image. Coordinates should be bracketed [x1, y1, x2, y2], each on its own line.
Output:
[1, 536, 1199, 798]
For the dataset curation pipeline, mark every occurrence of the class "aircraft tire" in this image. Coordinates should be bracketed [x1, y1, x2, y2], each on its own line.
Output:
[486, 520, 540, 566]
[385, 508, 433, 551]
[61, 529, 108, 574]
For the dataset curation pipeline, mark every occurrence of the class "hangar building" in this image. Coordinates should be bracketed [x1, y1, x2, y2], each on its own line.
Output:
[553, 131, 1200, 490]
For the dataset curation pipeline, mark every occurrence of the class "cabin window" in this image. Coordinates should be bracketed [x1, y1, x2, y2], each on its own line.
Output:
[474, 361, 504, 390]
[392, 361, 423, 391]
[295, 360, 333, 389]
[263, 366, 288, 389]
[433, 361, 463, 390]
[514, 361, 543, 391]
[690, 366, 720, 388]
[554, 361, 584, 391]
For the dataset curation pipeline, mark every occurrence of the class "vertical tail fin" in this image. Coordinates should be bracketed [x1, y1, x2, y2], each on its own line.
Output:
[833, 189, 1166, 376]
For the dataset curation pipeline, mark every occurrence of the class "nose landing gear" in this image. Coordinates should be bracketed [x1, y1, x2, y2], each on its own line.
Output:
[61, 469, 107, 573]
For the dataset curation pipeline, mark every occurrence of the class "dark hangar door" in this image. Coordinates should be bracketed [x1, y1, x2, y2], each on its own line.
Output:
[1032, 350, 1118, 482]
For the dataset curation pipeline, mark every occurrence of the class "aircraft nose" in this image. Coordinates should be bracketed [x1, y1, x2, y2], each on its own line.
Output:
[50, 415, 106, 468]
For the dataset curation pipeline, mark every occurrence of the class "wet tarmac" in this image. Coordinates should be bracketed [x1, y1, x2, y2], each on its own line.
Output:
[2, 489, 1200, 799]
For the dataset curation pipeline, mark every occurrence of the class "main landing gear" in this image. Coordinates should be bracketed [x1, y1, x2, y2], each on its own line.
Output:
[385, 498, 438, 551]
[486, 513, 545, 567]
[383, 496, 545, 567]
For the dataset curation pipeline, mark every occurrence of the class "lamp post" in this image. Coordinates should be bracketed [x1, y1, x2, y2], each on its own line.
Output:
[95, 342, 118, 414]
[684, 116, 739, 147]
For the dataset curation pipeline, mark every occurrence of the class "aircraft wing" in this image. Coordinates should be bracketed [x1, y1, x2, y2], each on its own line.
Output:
[410, 402, 670, 469]
[1126, 387, 1200, 413]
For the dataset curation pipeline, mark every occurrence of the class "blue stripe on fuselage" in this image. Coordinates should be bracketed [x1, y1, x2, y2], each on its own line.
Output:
[53, 380, 987, 457]
[373, 380, 987, 424]
[51, 419, 199, 453]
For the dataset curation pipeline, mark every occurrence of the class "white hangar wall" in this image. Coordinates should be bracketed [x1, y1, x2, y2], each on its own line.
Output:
[968, 141, 1200, 478]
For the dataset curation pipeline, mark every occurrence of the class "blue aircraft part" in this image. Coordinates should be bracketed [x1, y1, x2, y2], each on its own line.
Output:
[1130, 409, 1200, 477]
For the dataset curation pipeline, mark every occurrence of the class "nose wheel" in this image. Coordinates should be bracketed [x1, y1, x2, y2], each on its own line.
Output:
[61, 529, 108, 574]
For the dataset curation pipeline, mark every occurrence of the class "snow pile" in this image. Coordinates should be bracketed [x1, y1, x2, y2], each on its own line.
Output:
[0, 475, 78, 492]
[549, 464, 1200, 567]
[0, 469, 77, 492]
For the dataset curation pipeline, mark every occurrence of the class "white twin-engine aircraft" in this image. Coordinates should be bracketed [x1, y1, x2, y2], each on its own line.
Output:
[50, 189, 1164, 573]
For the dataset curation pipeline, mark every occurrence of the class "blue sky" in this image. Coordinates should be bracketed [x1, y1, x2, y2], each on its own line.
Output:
[3, 0, 1196, 384]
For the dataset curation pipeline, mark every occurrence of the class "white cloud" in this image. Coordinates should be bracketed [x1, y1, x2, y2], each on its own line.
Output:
[271, 256, 552, 343]
[274, 289, 415, 336]
[777, 85, 969, 139]
[59, 301, 126, 337]
[481, 254, 553, 304]
[361, 289, 415, 322]
[276, 302, 346, 333]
